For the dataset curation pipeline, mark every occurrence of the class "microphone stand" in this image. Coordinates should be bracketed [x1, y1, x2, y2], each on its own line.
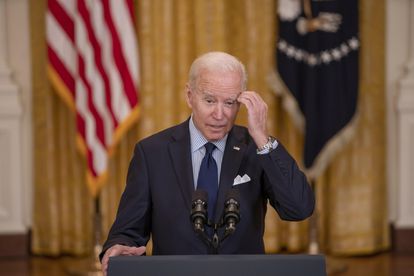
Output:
[194, 219, 236, 254]
[191, 190, 240, 254]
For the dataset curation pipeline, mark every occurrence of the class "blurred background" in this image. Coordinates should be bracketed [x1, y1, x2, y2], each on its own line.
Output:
[0, 0, 413, 275]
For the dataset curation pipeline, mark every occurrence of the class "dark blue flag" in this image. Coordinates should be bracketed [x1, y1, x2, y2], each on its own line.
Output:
[274, 0, 359, 179]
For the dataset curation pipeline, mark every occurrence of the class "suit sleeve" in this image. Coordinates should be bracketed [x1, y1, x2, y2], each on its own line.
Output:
[100, 143, 152, 259]
[259, 143, 315, 221]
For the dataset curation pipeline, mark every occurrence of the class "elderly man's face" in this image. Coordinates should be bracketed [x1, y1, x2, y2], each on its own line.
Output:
[186, 70, 242, 141]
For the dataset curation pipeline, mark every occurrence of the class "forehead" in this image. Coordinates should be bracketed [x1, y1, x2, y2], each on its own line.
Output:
[196, 70, 242, 98]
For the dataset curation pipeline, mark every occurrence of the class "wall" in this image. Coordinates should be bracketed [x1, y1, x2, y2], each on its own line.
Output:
[0, 0, 31, 256]
[387, 0, 414, 252]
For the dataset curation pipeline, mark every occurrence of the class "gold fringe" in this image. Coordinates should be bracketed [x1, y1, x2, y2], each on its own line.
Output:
[87, 170, 109, 198]
[268, 69, 359, 180]
[47, 64, 76, 112]
[268, 70, 305, 132]
[48, 64, 140, 197]
[76, 105, 140, 197]
[108, 105, 140, 156]
[305, 111, 359, 179]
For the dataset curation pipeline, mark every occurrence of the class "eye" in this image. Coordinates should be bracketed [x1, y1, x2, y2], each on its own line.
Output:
[203, 97, 215, 105]
[224, 100, 236, 107]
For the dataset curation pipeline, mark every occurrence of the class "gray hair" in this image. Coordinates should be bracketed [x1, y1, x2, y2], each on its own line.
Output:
[188, 51, 247, 90]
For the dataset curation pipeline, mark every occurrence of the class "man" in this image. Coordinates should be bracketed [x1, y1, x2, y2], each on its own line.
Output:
[100, 52, 315, 274]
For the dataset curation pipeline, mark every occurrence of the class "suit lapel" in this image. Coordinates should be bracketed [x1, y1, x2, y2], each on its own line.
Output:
[214, 127, 246, 221]
[168, 121, 194, 212]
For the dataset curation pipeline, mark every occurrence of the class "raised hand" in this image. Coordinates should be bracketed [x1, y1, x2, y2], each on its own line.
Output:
[237, 91, 269, 148]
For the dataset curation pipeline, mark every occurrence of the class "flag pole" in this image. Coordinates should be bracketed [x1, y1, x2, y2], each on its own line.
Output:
[308, 180, 319, 255]
[65, 195, 103, 276]
[92, 195, 103, 272]
[308, 180, 347, 274]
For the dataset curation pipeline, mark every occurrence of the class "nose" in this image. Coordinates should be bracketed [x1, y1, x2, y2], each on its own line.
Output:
[213, 103, 224, 120]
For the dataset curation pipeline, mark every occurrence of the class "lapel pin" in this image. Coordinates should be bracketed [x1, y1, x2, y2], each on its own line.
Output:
[233, 146, 240, 151]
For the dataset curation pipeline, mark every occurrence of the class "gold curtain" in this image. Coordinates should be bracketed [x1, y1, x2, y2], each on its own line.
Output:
[31, 0, 388, 256]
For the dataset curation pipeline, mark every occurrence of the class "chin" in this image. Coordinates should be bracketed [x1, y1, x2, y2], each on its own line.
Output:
[206, 133, 226, 141]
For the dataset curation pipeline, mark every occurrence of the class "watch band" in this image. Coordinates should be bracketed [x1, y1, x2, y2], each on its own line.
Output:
[257, 136, 276, 153]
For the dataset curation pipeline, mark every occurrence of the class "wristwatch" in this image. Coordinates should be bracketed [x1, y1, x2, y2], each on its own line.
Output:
[256, 136, 277, 153]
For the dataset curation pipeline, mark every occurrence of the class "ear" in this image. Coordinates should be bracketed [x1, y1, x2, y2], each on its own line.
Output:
[185, 83, 193, 109]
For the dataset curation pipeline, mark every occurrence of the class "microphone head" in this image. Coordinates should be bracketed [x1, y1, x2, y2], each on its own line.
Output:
[191, 190, 208, 232]
[223, 188, 240, 234]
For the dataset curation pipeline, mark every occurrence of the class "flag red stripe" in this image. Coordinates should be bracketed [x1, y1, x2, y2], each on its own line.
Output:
[77, 0, 118, 128]
[47, 45, 76, 95]
[76, 113, 98, 179]
[47, 0, 139, 194]
[102, 0, 138, 108]
[124, 0, 140, 107]
[78, 54, 107, 147]
[48, 0, 75, 42]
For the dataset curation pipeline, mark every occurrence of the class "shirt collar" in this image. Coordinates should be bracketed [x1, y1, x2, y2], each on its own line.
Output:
[189, 115, 227, 153]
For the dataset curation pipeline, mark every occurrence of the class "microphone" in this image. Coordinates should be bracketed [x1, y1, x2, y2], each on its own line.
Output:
[190, 190, 208, 232]
[223, 189, 240, 235]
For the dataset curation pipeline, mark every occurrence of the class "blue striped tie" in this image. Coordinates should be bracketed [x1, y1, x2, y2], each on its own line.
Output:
[197, 142, 218, 223]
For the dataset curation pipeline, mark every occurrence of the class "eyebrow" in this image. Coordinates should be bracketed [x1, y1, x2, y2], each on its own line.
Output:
[199, 91, 241, 101]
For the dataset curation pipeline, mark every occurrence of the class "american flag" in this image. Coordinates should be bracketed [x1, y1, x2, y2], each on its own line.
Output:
[46, 0, 140, 196]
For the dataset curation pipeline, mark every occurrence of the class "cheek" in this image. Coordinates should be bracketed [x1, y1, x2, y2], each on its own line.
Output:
[194, 105, 212, 120]
[225, 108, 238, 120]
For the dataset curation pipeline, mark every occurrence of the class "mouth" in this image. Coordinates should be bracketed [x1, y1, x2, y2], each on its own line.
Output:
[208, 124, 226, 131]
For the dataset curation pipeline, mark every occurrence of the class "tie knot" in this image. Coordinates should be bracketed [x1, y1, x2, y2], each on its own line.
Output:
[204, 142, 216, 155]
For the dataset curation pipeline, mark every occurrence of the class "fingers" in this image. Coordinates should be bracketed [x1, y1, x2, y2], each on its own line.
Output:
[102, 252, 110, 276]
[101, 245, 147, 276]
[238, 91, 268, 122]
[237, 91, 266, 110]
[237, 91, 269, 146]
[237, 91, 268, 123]
[131, 246, 147, 256]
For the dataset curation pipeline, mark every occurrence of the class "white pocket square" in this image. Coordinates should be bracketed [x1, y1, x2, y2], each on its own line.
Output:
[233, 174, 251, 186]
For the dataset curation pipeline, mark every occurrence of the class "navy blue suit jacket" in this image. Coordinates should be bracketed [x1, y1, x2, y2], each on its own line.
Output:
[101, 120, 314, 257]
